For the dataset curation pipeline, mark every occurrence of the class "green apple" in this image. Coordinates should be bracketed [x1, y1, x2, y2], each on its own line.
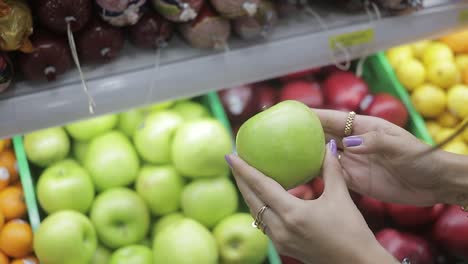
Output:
[65, 114, 118, 141]
[109, 245, 152, 264]
[24, 127, 70, 167]
[37, 159, 95, 214]
[152, 213, 185, 239]
[141, 101, 175, 113]
[172, 118, 233, 178]
[153, 219, 218, 264]
[34, 211, 97, 264]
[172, 100, 210, 121]
[139, 237, 152, 248]
[236, 100, 325, 189]
[85, 131, 140, 191]
[181, 177, 238, 228]
[90, 188, 150, 249]
[118, 109, 145, 138]
[91, 245, 112, 264]
[72, 140, 89, 165]
[135, 165, 184, 216]
[133, 111, 183, 164]
[213, 213, 269, 264]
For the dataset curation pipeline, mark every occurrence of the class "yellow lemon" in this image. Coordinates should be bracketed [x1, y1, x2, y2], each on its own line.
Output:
[426, 60, 459, 89]
[412, 84, 447, 118]
[437, 111, 460, 128]
[447, 84, 468, 118]
[395, 59, 426, 91]
[386, 45, 413, 69]
[442, 140, 468, 155]
[0, 140, 4, 153]
[435, 128, 464, 143]
[411, 40, 432, 59]
[423, 42, 454, 66]
[463, 126, 468, 143]
[455, 54, 468, 72]
[425, 121, 442, 139]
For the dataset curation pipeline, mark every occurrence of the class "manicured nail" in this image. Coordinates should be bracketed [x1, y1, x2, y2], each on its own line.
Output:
[328, 139, 337, 157]
[225, 155, 233, 168]
[343, 136, 363, 147]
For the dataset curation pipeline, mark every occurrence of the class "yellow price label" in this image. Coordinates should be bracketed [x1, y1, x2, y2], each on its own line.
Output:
[458, 9, 468, 24]
[329, 29, 375, 50]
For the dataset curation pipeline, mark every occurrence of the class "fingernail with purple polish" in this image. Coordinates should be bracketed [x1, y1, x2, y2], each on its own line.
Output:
[328, 139, 338, 157]
[225, 155, 233, 168]
[343, 136, 363, 147]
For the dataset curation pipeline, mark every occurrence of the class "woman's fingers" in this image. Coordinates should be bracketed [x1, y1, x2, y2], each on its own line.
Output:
[225, 154, 298, 214]
[322, 139, 350, 199]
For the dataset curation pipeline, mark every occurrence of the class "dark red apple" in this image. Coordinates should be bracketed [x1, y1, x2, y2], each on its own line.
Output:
[210, 0, 260, 18]
[0, 52, 13, 93]
[77, 17, 125, 64]
[433, 205, 468, 258]
[18, 30, 73, 82]
[322, 71, 369, 112]
[372, 0, 423, 14]
[219, 85, 257, 123]
[309, 177, 324, 198]
[127, 11, 174, 49]
[231, 123, 242, 137]
[232, 0, 278, 40]
[280, 80, 324, 108]
[288, 184, 314, 200]
[254, 82, 277, 112]
[36, 0, 92, 34]
[360, 93, 409, 127]
[357, 196, 387, 232]
[376, 228, 434, 264]
[95, 0, 146, 26]
[387, 203, 445, 229]
[280, 255, 303, 264]
[279, 68, 321, 82]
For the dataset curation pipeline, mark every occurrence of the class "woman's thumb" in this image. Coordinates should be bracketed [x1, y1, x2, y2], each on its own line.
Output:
[342, 131, 384, 154]
[322, 139, 348, 197]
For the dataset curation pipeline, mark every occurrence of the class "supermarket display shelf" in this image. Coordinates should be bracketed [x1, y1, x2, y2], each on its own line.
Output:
[0, 0, 467, 138]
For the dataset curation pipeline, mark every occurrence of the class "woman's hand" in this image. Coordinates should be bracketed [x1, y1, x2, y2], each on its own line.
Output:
[225, 140, 395, 264]
[313, 109, 463, 207]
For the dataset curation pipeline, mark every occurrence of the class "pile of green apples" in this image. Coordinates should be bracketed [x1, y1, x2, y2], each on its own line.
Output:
[23, 99, 269, 264]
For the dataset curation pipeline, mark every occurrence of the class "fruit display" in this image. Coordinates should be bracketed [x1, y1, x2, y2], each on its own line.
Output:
[0, 138, 38, 263]
[386, 30, 468, 155]
[0, 0, 33, 52]
[24, 96, 271, 264]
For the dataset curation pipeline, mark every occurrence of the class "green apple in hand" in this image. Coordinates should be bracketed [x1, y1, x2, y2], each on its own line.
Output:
[181, 177, 238, 228]
[135, 165, 184, 216]
[134, 111, 183, 164]
[172, 118, 233, 178]
[65, 114, 118, 141]
[172, 100, 210, 121]
[91, 245, 112, 264]
[90, 188, 150, 249]
[37, 159, 95, 214]
[152, 213, 185, 239]
[34, 211, 97, 264]
[236, 100, 325, 189]
[118, 109, 145, 138]
[24, 127, 70, 167]
[153, 219, 218, 264]
[110, 245, 152, 264]
[72, 140, 89, 165]
[85, 131, 140, 191]
[213, 213, 269, 264]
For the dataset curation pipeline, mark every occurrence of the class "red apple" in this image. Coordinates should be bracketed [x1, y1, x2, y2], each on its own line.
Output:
[280, 255, 303, 264]
[279, 68, 321, 82]
[308, 177, 324, 198]
[254, 82, 277, 112]
[376, 228, 434, 264]
[360, 93, 409, 127]
[387, 203, 445, 228]
[322, 71, 369, 112]
[433, 205, 468, 258]
[357, 196, 387, 232]
[219, 85, 257, 123]
[279, 80, 324, 108]
[287, 184, 314, 200]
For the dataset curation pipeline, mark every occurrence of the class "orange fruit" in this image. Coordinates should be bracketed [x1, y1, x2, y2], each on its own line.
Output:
[0, 150, 18, 184]
[0, 187, 26, 220]
[0, 220, 33, 258]
[0, 251, 8, 264]
[0, 212, 4, 230]
[440, 30, 468, 53]
[10, 255, 39, 264]
[463, 67, 468, 85]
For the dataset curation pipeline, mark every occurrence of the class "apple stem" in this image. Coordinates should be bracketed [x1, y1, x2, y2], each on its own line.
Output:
[44, 66, 57, 82]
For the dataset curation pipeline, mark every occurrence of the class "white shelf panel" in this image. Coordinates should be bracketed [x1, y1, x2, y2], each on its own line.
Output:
[1, 0, 467, 138]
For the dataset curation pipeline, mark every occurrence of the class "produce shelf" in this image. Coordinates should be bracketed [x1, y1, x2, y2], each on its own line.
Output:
[1, 0, 467, 138]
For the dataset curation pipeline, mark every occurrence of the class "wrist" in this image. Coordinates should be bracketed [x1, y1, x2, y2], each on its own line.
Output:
[357, 242, 397, 264]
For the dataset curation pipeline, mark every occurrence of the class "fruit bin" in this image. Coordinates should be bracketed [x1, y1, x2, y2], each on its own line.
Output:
[361, 52, 435, 145]
[13, 92, 282, 264]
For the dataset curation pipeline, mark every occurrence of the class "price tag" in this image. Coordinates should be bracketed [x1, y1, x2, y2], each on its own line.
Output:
[458, 9, 468, 24]
[329, 29, 375, 50]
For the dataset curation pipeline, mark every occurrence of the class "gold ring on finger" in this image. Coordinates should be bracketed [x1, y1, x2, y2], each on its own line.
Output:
[252, 205, 269, 229]
[344, 111, 356, 136]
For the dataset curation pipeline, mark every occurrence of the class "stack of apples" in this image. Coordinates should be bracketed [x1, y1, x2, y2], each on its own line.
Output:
[387, 31, 468, 155]
[23, 99, 270, 264]
[0, 139, 38, 264]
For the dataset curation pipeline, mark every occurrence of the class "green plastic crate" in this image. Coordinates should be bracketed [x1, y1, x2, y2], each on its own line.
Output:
[361, 53, 435, 145]
[14, 92, 280, 264]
